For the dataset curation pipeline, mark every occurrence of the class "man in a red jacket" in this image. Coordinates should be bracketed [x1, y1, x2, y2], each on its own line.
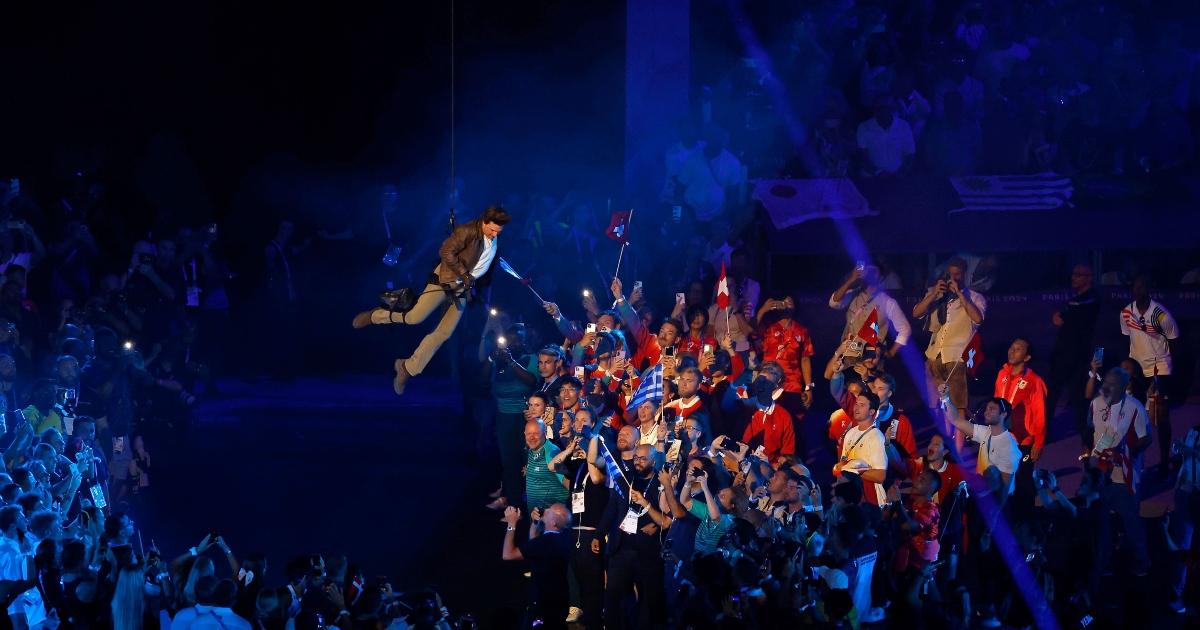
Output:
[741, 362, 796, 466]
[994, 337, 1047, 461]
[994, 337, 1047, 508]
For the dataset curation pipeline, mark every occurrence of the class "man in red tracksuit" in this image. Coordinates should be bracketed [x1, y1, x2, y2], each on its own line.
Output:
[741, 362, 796, 466]
[994, 337, 1047, 507]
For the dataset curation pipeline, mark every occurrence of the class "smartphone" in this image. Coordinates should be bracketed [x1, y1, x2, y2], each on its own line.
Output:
[633, 281, 643, 292]
[675, 293, 685, 306]
[497, 336, 507, 346]
[310, 554, 322, 566]
[614, 349, 626, 362]
[586, 323, 597, 334]
[1093, 347, 1104, 364]
[583, 289, 590, 297]
[377, 576, 388, 590]
[663, 345, 676, 358]
[703, 344, 713, 354]
[210, 529, 220, 541]
[5, 220, 24, 230]
[856, 260, 865, 271]
[1025, 552, 1036, 563]
[574, 366, 585, 380]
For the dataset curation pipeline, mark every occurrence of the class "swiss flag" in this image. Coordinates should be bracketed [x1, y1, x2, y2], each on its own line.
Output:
[855, 309, 879, 347]
[606, 210, 632, 244]
[716, 263, 730, 311]
[961, 331, 984, 377]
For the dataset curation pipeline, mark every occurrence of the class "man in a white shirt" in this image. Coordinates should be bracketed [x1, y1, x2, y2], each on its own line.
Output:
[171, 575, 219, 630]
[0, 505, 39, 630]
[1088, 367, 1151, 576]
[678, 134, 743, 223]
[1120, 274, 1180, 479]
[914, 258, 986, 449]
[942, 394, 1020, 497]
[190, 579, 253, 630]
[829, 264, 912, 359]
[835, 391, 888, 505]
[353, 206, 511, 395]
[708, 248, 758, 354]
[856, 97, 915, 176]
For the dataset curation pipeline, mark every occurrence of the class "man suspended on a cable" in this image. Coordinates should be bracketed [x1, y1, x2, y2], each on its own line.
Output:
[353, 205, 512, 394]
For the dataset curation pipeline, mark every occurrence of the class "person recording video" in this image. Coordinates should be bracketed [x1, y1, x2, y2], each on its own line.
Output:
[352, 206, 512, 395]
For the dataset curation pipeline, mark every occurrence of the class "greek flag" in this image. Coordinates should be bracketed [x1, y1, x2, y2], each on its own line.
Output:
[627, 364, 664, 413]
[599, 438, 627, 497]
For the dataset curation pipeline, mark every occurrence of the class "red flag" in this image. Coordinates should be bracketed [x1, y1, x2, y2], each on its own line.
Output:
[961, 331, 984, 377]
[606, 210, 632, 244]
[716, 263, 730, 311]
[855, 309, 879, 347]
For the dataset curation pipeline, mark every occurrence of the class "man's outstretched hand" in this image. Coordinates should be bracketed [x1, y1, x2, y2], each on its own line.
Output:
[503, 506, 521, 528]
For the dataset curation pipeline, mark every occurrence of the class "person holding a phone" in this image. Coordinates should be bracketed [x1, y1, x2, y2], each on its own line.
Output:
[830, 263, 911, 360]
[610, 278, 682, 373]
[914, 257, 986, 451]
[757, 291, 815, 415]
[483, 323, 538, 512]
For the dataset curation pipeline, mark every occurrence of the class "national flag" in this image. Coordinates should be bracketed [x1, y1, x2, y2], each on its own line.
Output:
[752, 179, 874, 229]
[855, 309, 879, 347]
[961, 331, 983, 377]
[498, 257, 531, 285]
[716, 262, 730, 311]
[626, 364, 664, 413]
[949, 173, 1074, 213]
[606, 210, 632, 244]
[598, 437, 628, 497]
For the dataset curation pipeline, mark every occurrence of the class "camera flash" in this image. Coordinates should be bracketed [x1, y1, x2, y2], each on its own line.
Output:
[123, 342, 133, 350]
[583, 290, 590, 297]
[498, 336, 507, 346]
[490, 308, 497, 316]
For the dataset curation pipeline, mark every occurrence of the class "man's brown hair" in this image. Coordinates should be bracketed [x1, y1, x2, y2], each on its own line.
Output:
[480, 205, 512, 226]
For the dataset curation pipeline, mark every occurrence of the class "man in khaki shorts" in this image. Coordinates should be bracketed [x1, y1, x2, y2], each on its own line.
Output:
[353, 206, 511, 394]
[913, 257, 986, 451]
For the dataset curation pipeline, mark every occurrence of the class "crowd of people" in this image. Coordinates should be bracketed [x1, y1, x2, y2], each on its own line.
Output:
[706, 0, 1199, 183]
[464, 245, 1188, 630]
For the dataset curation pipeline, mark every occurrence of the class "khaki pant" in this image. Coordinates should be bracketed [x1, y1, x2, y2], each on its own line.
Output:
[927, 357, 968, 411]
[373, 271, 465, 376]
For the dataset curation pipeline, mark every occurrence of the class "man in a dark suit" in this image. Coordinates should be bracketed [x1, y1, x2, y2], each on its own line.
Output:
[353, 206, 511, 394]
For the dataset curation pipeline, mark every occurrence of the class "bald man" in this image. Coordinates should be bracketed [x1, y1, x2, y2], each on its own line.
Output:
[1047, 263, 1100, 452]
[524, 419, 570, 512]
[503, 504, 572, 630]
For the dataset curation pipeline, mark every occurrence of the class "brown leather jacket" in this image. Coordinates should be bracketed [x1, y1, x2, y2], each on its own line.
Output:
[436, 218, 495, 288]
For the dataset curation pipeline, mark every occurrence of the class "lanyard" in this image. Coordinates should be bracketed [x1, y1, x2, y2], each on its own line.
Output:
[573, 462, 587, 492]
[845, 293, 880, 337]
[842, 427, 873, 461]
[1001, 369, 1026, 403]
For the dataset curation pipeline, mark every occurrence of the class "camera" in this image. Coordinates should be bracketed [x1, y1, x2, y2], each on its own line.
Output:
[139, 253, 154, 265]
